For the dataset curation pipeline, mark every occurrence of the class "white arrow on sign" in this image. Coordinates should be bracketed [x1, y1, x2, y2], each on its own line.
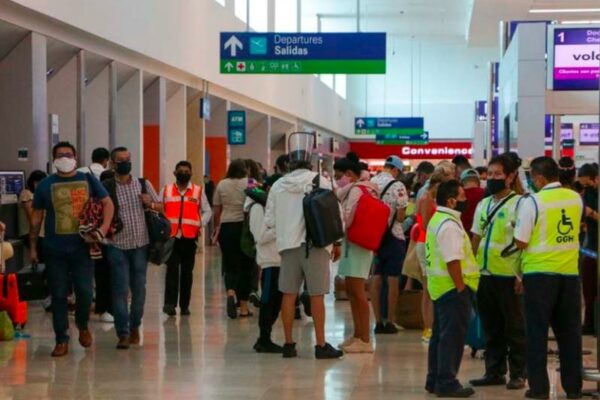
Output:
[224, 62, 234, 72]
[421, 133, 428, 140]
[356, 119, 365, 128]
[224, 35, 243, 57]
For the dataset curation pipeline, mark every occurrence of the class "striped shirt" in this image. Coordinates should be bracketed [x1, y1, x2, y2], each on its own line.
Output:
[111, 177, 159, 250]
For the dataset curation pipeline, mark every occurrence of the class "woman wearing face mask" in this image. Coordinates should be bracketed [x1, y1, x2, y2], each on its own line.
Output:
[335, 153, 379, 353]
[469, 154, 526, 390]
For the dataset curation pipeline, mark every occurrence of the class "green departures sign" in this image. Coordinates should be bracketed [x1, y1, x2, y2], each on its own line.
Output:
[220, 32, 386, 75]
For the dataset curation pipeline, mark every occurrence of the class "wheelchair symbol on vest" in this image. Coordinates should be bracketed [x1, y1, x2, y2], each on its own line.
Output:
[557, 209, 574, 235]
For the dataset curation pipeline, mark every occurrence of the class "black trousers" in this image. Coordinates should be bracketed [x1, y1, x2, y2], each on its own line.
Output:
[426, 288, 472, 393]
[523, 274, 582, 396]
[164, 237, 197, 311]
[259, 267, 282, 340]
[218, 222, 253, 301]
[94, 246, 112, 315]
[477, 275, 526, 379]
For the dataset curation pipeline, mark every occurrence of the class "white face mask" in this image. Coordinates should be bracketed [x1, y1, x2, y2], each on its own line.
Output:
[53, 157, 77, 173]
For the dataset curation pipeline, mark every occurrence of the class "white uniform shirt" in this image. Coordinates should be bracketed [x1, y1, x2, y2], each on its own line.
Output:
[435, 206, 468, 263]
[514, 182, 572, 244]
[77, 163, 105, 179]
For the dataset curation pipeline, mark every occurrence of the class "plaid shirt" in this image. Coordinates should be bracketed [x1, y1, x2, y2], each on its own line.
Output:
[111, 177, 159, 250]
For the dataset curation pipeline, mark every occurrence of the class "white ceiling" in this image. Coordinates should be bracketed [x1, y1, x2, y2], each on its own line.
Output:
[302, 0, 600, 46]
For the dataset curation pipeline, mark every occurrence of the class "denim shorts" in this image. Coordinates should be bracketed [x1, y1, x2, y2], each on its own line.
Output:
[373, 237, 406, 277]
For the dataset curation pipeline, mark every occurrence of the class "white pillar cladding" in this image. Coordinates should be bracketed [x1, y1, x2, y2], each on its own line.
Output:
[230, 115, 270, 169]
[116, 70, 143, 176]
[108, 61, 117, 149]
[76, 50, 86, 162]
[498, 23, 546, 160]
[143, 76, 166, 182]
[47, 56, 77, 147]
[84, 65, 110, 164]
[0, 32, 47, 173]
[163, 83, 187, 187]
[186, 94, 205, 185]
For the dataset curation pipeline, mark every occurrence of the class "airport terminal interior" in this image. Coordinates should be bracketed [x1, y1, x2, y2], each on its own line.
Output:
[0, 0, 598, 399]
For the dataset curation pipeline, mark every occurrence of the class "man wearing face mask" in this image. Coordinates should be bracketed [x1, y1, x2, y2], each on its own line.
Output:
[469, 154, 526, 390]
[425, 180, 480, 398]
[160, 161, 212, 316]
[31, 141, 114, 357]
[103, 147, 161, 350]
[514, 156, 583, 400]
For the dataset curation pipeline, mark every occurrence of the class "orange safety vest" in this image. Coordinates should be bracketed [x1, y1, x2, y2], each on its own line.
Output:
[163, 183, 202, 239]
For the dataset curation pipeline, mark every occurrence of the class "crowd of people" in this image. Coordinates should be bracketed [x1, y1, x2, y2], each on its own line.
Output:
[7, 137, 600, 399]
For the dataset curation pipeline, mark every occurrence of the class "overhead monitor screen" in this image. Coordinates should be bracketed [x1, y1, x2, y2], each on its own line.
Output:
[580, 123, 599, 145]
[551, 27, 600, 90]
[0, 171, 25, 205]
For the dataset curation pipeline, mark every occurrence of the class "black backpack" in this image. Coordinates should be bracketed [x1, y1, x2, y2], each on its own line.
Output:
[303, 174, 344, 257]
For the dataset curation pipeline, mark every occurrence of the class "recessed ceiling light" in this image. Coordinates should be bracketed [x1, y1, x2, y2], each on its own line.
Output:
[529, 8, 600, 13]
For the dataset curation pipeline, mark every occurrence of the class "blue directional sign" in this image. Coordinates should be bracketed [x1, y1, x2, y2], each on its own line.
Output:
[355, 117, 427, 145]
[227, 110, 246, 145]
[220, 32, 386, 74]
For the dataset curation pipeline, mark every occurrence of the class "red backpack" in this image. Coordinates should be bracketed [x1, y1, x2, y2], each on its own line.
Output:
[347, 186, 391, 251]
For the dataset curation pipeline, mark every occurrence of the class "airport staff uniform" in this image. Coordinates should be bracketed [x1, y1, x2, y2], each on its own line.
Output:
[425, 206, 480, 394]
[514, 182, 583, 397]
[471, 192, 526, 382]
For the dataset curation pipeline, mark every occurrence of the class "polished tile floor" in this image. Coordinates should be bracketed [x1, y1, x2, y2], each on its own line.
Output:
[0, 247, 597, 399]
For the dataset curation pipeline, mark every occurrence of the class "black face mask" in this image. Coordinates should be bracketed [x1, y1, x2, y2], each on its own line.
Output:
[176, 172, 191, 184]
[486, 179, 507, 195]
[115, 161, 132, 175]
[455, 200, 468, 213]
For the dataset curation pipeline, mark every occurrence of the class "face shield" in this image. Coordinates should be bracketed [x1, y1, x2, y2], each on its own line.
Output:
[287, 131, 315, 162]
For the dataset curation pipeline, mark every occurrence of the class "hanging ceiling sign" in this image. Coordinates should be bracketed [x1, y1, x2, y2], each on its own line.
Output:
[220, 32, 386, 74]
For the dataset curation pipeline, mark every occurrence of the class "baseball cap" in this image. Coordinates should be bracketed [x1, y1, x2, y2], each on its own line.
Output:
[460, 168, 480, 182]
[384, 155, 403, 170]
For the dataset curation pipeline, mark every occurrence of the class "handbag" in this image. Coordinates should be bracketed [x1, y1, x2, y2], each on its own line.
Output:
[16, 263, 48, 301]
[402, 240, 423, 283]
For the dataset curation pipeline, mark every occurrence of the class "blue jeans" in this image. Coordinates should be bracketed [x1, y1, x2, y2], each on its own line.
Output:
[426, 288, 473, 394]
[44, 244, 94, 344]
[107, 245, 148, 338]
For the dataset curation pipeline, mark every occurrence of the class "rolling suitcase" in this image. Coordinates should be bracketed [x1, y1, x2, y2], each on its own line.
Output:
[0, 233, 27, 328]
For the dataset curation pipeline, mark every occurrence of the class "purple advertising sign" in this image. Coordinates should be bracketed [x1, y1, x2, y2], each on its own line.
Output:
[544, 119, 573, 145]
[475, 100, 487, 121]
[553, 27, 600, 90]
[580, 123, 599, 145]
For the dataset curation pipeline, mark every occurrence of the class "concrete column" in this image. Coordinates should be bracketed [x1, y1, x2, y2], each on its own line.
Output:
[48, 56, 77, 146]
[0, 32, 48, 173]
[230, 115, 270, 168]
[163, 84, 186, 187]
[186, 94, 205, 186]
[76, 50, 86, 162]
[108, 62, 117, 149]
[84, 66, 110, 163]
[116, 70, 143, 176]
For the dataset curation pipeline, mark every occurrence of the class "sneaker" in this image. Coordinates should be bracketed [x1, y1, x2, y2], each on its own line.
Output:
[339, 336, 359, 350]
[249, 291, 261, 308]
[163, 305, 176, 317]
[374, 322, 386, 334]
[300, 291, 311, 317]
[436, 387, 475, 398]
[506, 377, 525, 390]
[315, 343, 344, 359]
[253, 338, 283, 354]
[282, 342, 297, 358]
[99, 312, 114, 323]
[421, 328, 432, 343]
[129, 328, 140, 345]
[226, 296, 237, 319]
[344, 339, 374, 354]
[469, 375, 506, 387]
[382, 322, 399, 334]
